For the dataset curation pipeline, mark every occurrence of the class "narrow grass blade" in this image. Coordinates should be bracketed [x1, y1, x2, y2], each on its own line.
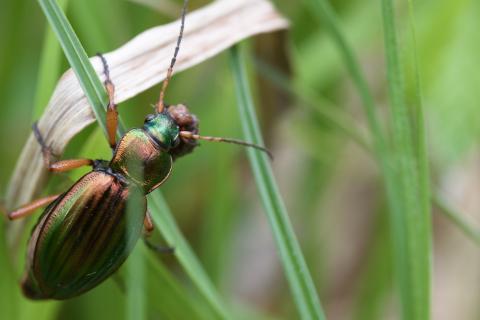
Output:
[406, 0, 432, 257]
[303, 0, 431, 318]
[32, 0, 69, 119]
[381, 0, 431, 318]
[126, 160, 146, 320]
[37, 0, 108, 136]
[304, 0, 386, 155]
[353, 211, 392, 320]
[229, 45, 325, 320]
[257, 57, 480, 256]
[433, 196, 480, 245]
[0, 219, 20, 319]
[254, 58, 370, 151]
[8, 1, 70, 318]
[37, 0, 231, 319]
[141, 243, 215, 320]
[138, 243, 215, 320]
[148, 193, 230, 319]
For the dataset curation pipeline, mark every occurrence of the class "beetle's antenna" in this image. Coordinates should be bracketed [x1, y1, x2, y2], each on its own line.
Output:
[157, 0, 189, 114]
[179, 131, 273, 160]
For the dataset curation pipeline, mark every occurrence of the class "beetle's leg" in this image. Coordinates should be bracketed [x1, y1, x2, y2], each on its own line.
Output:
[97, 53, 118, 151]
[143, 211, 154, 237]
[142, 211, 174, 253]
[47, 159, 95, 173]
[5, 194, 60, 220]
[33, 123, 95, 173]
[143, 239, 175, 254]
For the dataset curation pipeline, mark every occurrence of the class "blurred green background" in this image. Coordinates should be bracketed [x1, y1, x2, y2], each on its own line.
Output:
[1, 0, 479, 319]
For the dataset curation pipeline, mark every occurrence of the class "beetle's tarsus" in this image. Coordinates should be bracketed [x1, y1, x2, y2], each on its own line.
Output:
[32, 122, 57, 168]
[143, 211, 155, 237]
[143, 238, 175, 254]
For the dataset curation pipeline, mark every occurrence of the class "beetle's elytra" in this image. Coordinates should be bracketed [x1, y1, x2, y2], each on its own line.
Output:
[22, 170, 146, 299]
[5, 0, 270, 300]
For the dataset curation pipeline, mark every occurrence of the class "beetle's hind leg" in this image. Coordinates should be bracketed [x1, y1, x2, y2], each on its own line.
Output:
[3, 194, 60, 220]
[142, 211, 174, 254]
[33, 122, 96, 173]
[97, 53, 118, 151]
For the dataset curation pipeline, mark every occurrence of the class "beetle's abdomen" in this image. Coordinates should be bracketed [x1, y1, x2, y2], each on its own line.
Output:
[22, 171, 146, 300]
[110, 129, 173, 193]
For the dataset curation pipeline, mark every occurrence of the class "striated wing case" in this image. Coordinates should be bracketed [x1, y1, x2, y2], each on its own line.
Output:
[22, 171, 146, 299]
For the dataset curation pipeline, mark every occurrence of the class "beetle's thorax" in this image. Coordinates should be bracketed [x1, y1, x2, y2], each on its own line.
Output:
[108, 106, 199, 193]
[109, 126, 174, 194]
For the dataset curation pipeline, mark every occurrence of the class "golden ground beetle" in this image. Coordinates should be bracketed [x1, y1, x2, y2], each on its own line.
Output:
[4, 0, 270, 299]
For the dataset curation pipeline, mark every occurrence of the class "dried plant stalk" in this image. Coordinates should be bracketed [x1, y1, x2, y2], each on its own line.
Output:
[6, 0, 288, 245]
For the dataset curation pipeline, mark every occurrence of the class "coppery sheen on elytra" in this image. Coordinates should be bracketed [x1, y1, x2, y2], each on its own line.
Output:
[22, 105, 198, 299]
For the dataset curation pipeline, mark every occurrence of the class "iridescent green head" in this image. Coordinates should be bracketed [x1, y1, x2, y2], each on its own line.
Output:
[143, 113, 179, 150]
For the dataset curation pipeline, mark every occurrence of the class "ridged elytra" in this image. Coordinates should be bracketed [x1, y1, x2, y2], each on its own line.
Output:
[5, 0, 271, 300]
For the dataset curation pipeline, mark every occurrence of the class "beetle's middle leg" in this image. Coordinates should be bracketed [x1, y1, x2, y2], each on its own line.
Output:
[143, 211, 154, 237]
[142, 211, 174, 254]
[33, 123, 95, 173]
[97, 53, 118, 151]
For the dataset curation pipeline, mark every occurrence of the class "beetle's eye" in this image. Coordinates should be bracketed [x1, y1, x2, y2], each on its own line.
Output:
[145, 114, 155, 123]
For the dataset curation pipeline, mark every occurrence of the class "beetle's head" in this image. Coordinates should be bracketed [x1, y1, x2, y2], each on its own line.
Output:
[166, 104, 199, 159]
[143, 104, 199, 159]
[145, 104, 273, 161]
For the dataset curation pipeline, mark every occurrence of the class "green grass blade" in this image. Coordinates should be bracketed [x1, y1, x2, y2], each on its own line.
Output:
[303, 0, 431, 318]
[229, 45, 325, 320]
[257, 59, 480, 252]
[10, 1, 71, 319]
[0, 219, 19, 320]
[126, 162, 147, 320]
[126, 232, 146, 320]
[37, 0, 108, 137]
[254, 58, 370, 151]
[406, 0, 431, 254]
[304, 0, 386, 155]
[37, 1, 231, 319]
[148, 192, 230, 319]
[141, 242, 215, 320]
[32, 0, 69, 119]
[433, 196, 480, 245]
[381, 0, 431, 318]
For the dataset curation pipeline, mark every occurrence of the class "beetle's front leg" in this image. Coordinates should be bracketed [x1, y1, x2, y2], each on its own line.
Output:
[33, 122, 95, 173]
[4, 194, 60, 220]
[97, 53, 118, 151]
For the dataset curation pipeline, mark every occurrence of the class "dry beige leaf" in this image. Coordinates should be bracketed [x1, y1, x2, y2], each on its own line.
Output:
[5, 0, 288, 245]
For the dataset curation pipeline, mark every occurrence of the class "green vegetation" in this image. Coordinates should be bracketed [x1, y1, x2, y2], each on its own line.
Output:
[1, 0, 479, 319]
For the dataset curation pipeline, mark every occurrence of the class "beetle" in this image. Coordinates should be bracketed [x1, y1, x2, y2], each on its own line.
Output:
[4, 0, 270, 300]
